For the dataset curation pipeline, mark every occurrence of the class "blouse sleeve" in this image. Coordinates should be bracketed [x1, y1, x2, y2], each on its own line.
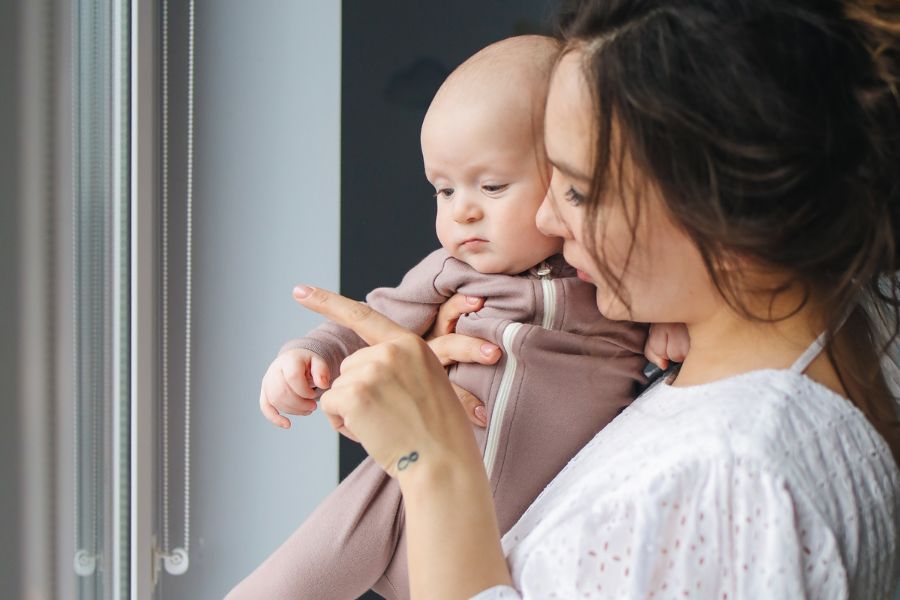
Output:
[470, 457, 847, 599]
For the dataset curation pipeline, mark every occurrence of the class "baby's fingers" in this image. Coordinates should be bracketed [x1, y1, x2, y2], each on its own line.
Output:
[265, 371, 316, 416]
[281, 360, 318, 401]
[310, 355, 331, 390]
[260, 389, 291, 429]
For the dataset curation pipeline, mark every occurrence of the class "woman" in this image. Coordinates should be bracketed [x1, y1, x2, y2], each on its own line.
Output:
[294, 0, 900, 597]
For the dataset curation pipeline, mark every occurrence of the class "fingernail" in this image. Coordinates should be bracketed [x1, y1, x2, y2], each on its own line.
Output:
[474, 405, 487, 424]
[293, 285, 313, 299]
[480, 343, 498, 357]
[466, 295, 481, 306]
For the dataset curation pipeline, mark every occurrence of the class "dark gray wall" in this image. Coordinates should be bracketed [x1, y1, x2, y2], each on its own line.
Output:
[340, 3, 558, 597]
[339, 0, 559, 477]
[0, 0, 21, 597]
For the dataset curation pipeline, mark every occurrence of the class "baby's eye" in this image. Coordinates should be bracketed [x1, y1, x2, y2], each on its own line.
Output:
[482, 183, 509, 194]
[565, 185, 586, 207]
[434, 188, 454, 199]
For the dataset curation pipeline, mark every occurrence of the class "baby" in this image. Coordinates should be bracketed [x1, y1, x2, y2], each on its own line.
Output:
[229, 36, 648, 600]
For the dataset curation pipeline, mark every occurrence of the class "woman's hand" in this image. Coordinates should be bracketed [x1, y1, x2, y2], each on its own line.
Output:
[425, 293, 500, 427]
[292, 285, 486, 480]
[292, 285, 512, 597]
[645, 323, 690, 370]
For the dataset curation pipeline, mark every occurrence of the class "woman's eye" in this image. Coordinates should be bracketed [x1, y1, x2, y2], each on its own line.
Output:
[565, 186, 586, 206]
[482, 183, 509, 194]
[434, 188, 454, 199]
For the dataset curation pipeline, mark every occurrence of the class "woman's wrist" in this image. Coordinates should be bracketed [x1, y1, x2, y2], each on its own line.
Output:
[395, 440, 483, 497]
[397, 443, 513, 598]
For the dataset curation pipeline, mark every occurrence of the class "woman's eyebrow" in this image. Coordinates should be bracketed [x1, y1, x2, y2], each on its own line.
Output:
[549, 158, 592, 184]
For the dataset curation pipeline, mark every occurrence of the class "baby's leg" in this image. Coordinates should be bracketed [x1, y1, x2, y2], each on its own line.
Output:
[371, 503, 409, 600]
[225, 456, 403, 600]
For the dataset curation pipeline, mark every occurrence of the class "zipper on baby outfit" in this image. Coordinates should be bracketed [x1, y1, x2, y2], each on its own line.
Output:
[536, 261, 557, 330]
[483, 322, 523, 480]
[481, 263, 557, 479]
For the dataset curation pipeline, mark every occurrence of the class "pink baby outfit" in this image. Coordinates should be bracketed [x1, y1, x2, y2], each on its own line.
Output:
[226, 249, 647, 600]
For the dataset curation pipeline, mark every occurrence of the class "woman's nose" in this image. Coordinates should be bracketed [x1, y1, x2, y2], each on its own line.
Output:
[536, 192, 563, 237]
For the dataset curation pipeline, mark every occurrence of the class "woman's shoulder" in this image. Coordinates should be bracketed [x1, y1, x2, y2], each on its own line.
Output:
[507, 369, 900, 596]
[641, 368, 870, 448]
[527, 368, 898, 527]
[624, 368, 899, 509]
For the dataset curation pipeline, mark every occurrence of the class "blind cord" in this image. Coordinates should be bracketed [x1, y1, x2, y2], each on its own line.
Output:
[72, 1, 101, 578]
[160, 0, 172, 560]
[159, 0, 194, 577]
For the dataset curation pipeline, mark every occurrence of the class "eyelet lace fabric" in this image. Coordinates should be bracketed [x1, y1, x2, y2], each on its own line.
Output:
[471, 370, 900, 599]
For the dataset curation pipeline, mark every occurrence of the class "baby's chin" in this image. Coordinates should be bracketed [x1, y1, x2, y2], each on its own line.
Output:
[453, 249, 549, 276]
[457, 254, 514, 275]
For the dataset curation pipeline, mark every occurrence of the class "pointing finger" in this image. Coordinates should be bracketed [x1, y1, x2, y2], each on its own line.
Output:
[293, 285, 408, 346]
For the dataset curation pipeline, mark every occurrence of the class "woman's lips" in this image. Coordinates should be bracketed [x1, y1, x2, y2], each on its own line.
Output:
[576, 269, 593, 283]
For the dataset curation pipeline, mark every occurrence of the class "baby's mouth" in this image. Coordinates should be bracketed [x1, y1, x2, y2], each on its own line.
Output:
[459, 238, 488, 248]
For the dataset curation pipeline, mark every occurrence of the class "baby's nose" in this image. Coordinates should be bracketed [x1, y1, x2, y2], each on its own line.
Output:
[453, 196, 483, 223]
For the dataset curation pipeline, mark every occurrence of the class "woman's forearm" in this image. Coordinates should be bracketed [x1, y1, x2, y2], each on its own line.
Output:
[399, 451, 513, 599]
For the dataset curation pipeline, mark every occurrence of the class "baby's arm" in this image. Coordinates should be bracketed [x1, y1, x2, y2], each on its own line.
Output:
[644, 323, 690, 370]
[260, 249, 459, 428]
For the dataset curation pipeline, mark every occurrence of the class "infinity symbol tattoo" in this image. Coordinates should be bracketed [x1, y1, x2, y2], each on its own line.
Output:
[397, 451, 420, 471]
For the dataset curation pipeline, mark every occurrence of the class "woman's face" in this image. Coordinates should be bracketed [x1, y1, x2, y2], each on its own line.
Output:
[536, 50, 720, 324]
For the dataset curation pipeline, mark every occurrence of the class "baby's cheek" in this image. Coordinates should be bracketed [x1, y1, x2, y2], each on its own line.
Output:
[521, 223, 563, 255]
[434, 214, 453, 250]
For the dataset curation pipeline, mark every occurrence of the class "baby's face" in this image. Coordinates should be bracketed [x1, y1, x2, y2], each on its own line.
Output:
[422, 103, 563, 275]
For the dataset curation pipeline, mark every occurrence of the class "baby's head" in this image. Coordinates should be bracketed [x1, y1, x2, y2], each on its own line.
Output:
[421, 35, 563, 275]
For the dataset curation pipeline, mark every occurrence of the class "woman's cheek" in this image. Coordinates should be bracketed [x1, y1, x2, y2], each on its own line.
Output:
[593, 285, 630, 321]
[599, 225, 636, 278]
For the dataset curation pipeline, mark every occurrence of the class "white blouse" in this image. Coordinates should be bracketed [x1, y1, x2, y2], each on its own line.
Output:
[471, 363, 900, 599]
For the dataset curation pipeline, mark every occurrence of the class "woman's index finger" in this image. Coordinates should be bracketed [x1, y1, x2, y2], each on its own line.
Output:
[292, 285, 408, 345]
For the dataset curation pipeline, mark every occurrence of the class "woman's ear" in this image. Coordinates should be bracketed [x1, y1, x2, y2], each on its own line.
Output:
[718, 252, 747, 273]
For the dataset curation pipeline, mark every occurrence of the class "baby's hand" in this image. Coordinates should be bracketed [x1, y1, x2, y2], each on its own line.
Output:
[644, 323, 690, 370]
[259, 348, 331, 429]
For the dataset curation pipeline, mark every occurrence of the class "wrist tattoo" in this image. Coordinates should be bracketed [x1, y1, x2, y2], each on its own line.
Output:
[397, 451, 420, 471]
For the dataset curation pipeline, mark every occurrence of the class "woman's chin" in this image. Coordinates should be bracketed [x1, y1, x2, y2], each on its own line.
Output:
[594, 288, 629, 321]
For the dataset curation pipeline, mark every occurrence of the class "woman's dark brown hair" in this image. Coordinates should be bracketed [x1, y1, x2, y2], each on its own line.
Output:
[557, 0, 900, 463]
